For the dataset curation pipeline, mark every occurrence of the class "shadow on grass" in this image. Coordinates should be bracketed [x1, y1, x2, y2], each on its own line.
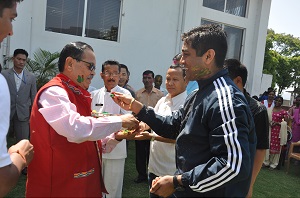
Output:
[5, 138, 300, 198]
[122, 140, 149, 198]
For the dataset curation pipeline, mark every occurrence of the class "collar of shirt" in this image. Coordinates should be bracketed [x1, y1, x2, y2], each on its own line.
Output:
[58, 73, 91, 99]
[13, 68, 24, 77]
[197, 69, 227, 91]
[124, 84, 134, 91]
[104, 85, 120, 93]
[141, 86, 160, 94]
[166, 91, 187, 108]
[13, 68, 24, 90]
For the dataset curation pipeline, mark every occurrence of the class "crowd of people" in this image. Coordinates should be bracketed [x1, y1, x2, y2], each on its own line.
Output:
[256, 87, 300, 170]
[1, 1, 300, 198]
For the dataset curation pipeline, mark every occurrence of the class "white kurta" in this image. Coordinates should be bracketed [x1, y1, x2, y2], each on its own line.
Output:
[148, 91, 187, 176]
[0, 74, 12, 168]
[91, 85, 131, 198]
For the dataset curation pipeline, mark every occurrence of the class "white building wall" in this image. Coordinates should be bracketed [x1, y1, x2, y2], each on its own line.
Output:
[1, 0, 272, 94]
[246, 0, 272, 96]
[183, 0, 272, 96]
[261, 74, 273, 95]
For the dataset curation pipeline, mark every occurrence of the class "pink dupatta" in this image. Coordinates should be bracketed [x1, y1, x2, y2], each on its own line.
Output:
[293, 108, 300, 125]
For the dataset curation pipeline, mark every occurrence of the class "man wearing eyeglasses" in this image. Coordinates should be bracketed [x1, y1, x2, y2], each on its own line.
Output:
[26, 42, 139, 197]
[90, 60, 133, 198]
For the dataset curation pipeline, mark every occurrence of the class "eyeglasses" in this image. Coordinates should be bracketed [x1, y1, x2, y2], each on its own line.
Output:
[76, 59, 96, 71]
[103, 71, 120, 77]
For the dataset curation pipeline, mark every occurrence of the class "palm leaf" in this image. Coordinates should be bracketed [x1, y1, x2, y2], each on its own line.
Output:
[25, 48, 60, 90]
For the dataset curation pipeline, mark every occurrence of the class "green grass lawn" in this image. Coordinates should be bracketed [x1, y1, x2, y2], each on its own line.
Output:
[5, 139, 300, 197]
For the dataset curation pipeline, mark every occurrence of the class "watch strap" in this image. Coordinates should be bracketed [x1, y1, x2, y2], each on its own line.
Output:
[173, 175, 185, 191]
[173, 175, 179, 189]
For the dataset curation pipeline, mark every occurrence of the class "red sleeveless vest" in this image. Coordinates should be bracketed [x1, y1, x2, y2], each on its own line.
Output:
[26, 74, 106, 197]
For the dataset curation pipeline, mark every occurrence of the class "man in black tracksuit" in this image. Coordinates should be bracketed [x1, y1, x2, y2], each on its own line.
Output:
[112, 24, 256, 197]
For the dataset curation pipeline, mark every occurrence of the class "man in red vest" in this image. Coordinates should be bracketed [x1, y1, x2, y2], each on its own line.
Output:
[26, 42, 139, 197]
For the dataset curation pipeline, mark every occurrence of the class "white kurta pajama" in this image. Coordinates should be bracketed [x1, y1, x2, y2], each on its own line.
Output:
[0, 74, 12, 168]
[91, 85, 132, 198]
[148, 91, 187, 176]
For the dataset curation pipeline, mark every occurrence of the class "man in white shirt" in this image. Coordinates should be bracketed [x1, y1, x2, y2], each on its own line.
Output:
[136, 65, 187, 197]
[0, 1, 34, 196]
[91, 60, 132, 198]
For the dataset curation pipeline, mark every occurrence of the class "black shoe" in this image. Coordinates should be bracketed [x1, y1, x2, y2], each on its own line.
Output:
[262, 164, 269, 168]
[134, 177, 146, 183]
[21, 167, 27, 176]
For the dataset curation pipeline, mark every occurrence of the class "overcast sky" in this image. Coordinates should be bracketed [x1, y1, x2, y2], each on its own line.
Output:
[268, 0, 298, 99]
[268, 0, 299, 38]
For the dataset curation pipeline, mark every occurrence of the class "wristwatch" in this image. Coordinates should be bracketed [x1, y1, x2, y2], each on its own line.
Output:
[173, 175, 185, 191]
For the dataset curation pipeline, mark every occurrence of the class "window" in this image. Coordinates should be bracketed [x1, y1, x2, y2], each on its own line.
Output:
[224, 25, 243, 60]
[203, 0, 247, 17]
[201, 19, 244, 60]
[45, 0, 121, 41]
[45, 0, 84, 36]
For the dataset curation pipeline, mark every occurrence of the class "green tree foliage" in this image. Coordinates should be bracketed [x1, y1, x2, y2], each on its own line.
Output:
[263, 29, 300, 95]
[290, 56, 300, 93]
[269, 29, 300, 57]
[275, 55, 294, 94]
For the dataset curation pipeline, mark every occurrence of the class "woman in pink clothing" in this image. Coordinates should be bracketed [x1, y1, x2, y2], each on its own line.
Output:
[289, 95, 300, 142]
[264, 96, 289, 169]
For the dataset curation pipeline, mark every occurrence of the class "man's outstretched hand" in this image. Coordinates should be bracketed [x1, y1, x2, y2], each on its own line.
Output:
[119, 114, 139, 130]
[111, 92, 143, 114]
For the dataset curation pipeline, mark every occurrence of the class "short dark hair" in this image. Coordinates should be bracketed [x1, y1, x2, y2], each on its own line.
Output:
[172, 53, 182, 65]
[143, 70, 154, 78]
[58, 41, 93, 72]
[268, 90, 275, 95]
[0, 0, 22, 16]
[224, 59, 248, 87]
[275, 95, 283, 102]
[267, 87, 274, 93]
[120, 64, 130, 77]
[155, 75, 162, 79]
[181, 24, 227, 68]
[13, 48, 28, 58]
[101, 60, 120, 73]
[169, 65, 186, 78]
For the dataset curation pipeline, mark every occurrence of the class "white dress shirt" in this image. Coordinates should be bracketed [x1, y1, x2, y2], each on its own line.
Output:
[13, 69, 24, 91]
[0, 74, 12, 167]
[159, 87, 168, 96]
[38, 86, 122, 144]
[148, 91, 187, 176]
[91, 85, 132, 159]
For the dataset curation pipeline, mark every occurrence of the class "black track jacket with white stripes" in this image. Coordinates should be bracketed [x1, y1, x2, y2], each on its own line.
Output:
[136, 69, 257, 197]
